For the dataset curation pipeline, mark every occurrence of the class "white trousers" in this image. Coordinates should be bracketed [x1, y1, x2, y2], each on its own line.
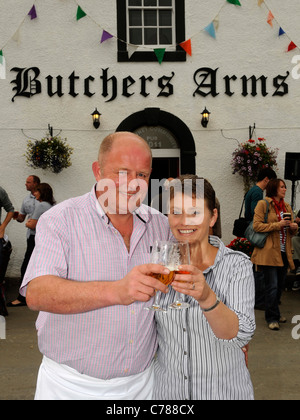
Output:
[35, 356, 154, 400]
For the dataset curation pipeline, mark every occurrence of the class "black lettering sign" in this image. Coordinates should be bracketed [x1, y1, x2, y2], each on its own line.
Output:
[140, 75, 154, 97]
[193, 67, 219, 97]
[273, 71, 289, 97]
[11, 67, 42, 102]
[241, 75, 268, 97]
[46, 75, 64, 97]
[84, 76, 95, 97]
[157, 72, 175, 97]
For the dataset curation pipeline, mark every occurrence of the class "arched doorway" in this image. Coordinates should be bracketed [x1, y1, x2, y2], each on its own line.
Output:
[116, 108, 196, 209]
[116, 107, 196, 179]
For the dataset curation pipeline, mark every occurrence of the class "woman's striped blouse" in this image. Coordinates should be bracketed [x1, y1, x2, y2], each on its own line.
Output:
[154, 236, 256, 400]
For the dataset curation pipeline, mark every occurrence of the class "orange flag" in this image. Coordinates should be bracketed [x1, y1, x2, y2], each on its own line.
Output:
[267, 10, 274, 27]
[180, 39, 192, 56]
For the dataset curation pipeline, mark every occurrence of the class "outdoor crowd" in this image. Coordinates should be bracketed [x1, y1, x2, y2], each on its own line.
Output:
[0, 131, 298, 401]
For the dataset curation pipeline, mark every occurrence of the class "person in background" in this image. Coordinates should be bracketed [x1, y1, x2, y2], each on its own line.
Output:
[251, 179, 298, 331]
[154, 175, 255, 400]
[8, 182, 55, 307]
[19, 132, 171, 400]
[0, 186, 14, 244]
[291, 210, 300, 291]
[245, 168, 277, 222]
[0, 186, 14, 316]
[8, 175, 40, 307]
[245, 168, 277, 310]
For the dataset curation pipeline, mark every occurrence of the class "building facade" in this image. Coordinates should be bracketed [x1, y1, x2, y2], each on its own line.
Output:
[1, 0, 300, 276]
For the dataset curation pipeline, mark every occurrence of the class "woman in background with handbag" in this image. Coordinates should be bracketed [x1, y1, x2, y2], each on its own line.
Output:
[251, 179, 298, 331]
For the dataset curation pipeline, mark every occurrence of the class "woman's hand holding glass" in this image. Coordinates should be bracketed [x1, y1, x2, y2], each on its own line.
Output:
[172, 265, 214, 307]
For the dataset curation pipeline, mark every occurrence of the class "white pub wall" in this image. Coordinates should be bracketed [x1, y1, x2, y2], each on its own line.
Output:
[0, 0, 299, 276]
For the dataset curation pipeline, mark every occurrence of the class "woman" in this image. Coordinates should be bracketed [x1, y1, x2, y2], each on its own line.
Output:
[154, 175, 255, 400]
[8, 183, 55, 307]
[251, 179, 298, 331]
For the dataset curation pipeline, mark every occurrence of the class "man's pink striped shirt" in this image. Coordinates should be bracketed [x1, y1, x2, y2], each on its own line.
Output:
[21, 187, 171, 380]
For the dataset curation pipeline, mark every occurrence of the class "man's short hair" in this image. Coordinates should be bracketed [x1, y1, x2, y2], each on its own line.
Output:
[257, 168, 277, 182]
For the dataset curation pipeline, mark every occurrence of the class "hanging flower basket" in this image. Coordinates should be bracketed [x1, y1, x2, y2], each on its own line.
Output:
[227, 237, 254, 258]
[231, 138, 278, 193]
[25, 136, 73, 174]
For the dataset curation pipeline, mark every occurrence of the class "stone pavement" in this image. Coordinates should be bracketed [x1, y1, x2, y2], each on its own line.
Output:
[0, 277, 299, 400]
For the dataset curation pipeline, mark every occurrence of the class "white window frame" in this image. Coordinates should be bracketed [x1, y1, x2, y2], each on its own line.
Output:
[127, 0, 176, 51]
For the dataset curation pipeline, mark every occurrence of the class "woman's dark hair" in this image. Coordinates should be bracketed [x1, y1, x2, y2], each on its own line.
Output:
[168, 174, 216, 214]
[36, 183, 56, 205]
[266, 178, 286, 198]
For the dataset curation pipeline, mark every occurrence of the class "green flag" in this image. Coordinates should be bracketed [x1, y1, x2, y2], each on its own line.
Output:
[76, 6, 87, 20]
[227, 0, 241, 5]
[154, 48, 166, 64]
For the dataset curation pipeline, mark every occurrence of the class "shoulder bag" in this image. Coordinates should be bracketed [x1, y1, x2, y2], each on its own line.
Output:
[244, 199, 270, 248]
[233, 196, 249, 237]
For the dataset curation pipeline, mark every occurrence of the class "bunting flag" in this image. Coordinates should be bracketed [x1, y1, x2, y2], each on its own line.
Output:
[204, 22, 216, 39]
[1, 0, 299, 66]
[287, 41, 297, 52]
[76, 6, 86, 21]
[179, 39, 192, 56]
[227, 0, 241, 5]
[101, 30, 113, 43]
[0, 51, 6, 80]
[267, 10, 274, 27]
[127, 44, 139, 59]
[213, 16, 220, 31]
[12, 28, 21, 44]
[154, 48, 166, 64]
[278, 27, 285, 37]
[28, 5, 37, 20]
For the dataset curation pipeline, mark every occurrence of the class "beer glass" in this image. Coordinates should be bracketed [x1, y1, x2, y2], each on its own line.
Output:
[169, 242, 190, 310]
[145, 241, 176, 312]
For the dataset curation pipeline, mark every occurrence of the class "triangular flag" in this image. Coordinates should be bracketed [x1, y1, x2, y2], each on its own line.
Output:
[154, 48, 166, 64]
[101, 30, 113, 43]
[213, 16, 220, 31]
[204, 22, 216, 39]
[227, 0, 241, 5]
[278, 27, 285, 36]
[180, 39, 192, 56]
[12, 28, 21, 44]
[127, 44, 139, 59]
[267, 11, 274, 27]
[287, 41, 297, 52]
[76, 6, 86, 21]
[28, 5, 37, 20]
[258, 0, 264, 6]
[0, 51, 6, 80]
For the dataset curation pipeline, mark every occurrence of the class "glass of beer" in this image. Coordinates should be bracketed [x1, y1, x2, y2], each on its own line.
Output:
[169, 242, 190, 310]
[145, 241, 176, 313]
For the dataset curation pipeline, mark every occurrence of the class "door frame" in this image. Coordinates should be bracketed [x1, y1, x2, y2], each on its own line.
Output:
[116, 107, 196, 175]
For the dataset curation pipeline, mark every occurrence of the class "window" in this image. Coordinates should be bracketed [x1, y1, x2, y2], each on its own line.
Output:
[117, 0, 186, 62]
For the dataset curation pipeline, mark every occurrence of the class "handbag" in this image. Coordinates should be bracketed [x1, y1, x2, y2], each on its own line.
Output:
[244, 199, 270, 248]
[233, 196, 249, 237]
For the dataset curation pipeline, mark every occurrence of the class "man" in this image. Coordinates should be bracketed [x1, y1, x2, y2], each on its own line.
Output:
[244, 168, 277, 310]
[245, 168, 277, 222]
[0, 186, 14, 316]
[20, 132, 171, 400]
[8, 175, 40, 307]
[0, 186, 14, 242]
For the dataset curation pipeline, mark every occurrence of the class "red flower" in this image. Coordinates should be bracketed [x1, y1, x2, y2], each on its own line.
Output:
[248, 139, 255, 143]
